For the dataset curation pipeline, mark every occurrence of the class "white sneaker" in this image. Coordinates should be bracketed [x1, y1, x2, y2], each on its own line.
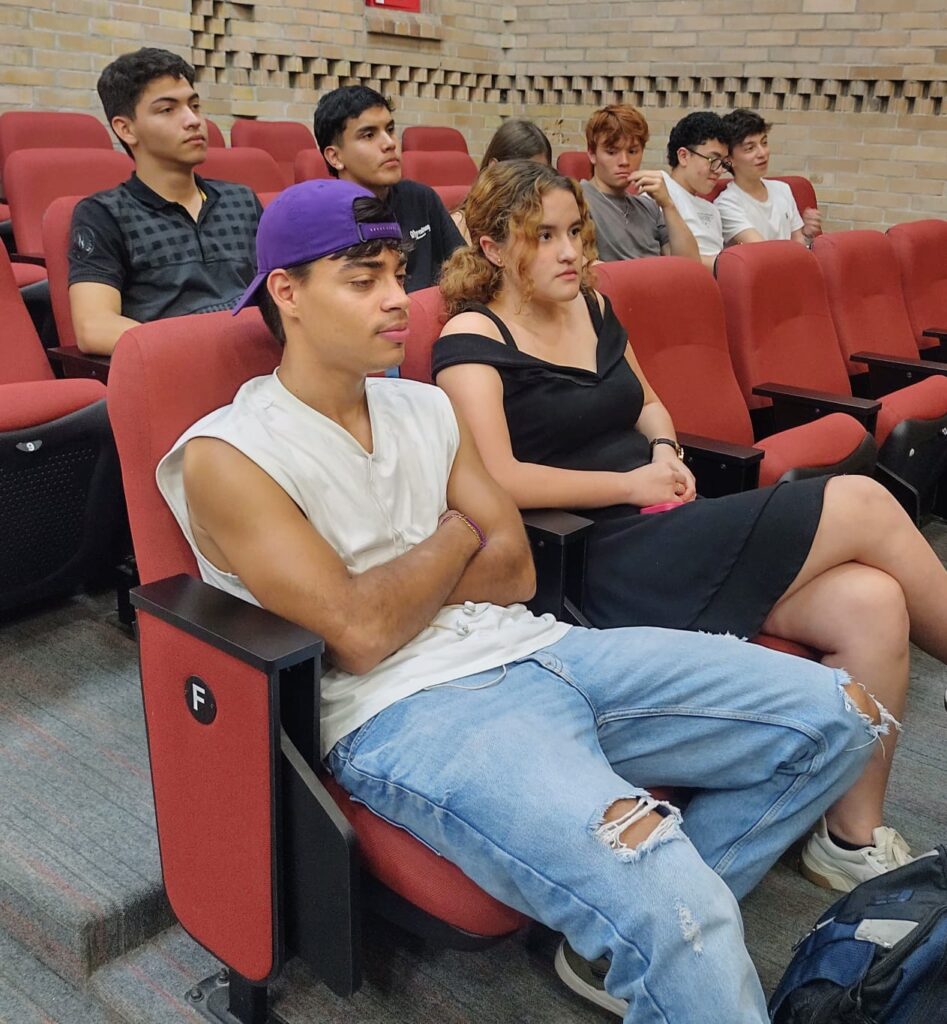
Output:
[554, 939, 628, 1018]
[800, 818, 914, 892]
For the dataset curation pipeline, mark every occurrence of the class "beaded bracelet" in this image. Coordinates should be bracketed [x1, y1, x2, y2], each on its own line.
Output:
[438, 509, 487, 550]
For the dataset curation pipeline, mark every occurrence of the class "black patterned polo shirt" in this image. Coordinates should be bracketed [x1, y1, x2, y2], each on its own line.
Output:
[68, 173, 261, 323]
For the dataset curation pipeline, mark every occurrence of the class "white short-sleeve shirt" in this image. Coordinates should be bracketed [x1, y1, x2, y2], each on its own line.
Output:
[661, 172, 724, 258]
[714, 179, 804, 244]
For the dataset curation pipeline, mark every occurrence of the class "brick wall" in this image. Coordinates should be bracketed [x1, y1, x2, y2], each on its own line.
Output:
[1, 0, 943, 227]
[512, 0, 947, 228]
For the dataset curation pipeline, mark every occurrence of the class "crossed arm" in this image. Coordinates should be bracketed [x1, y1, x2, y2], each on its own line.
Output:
[182, 407, 535, 676]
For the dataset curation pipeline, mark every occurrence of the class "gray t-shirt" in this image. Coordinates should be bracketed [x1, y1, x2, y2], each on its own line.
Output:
[581, 179, 669, 261]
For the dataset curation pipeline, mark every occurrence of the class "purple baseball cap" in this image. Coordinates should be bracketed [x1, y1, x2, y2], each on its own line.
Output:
[232, 178, 402, 315]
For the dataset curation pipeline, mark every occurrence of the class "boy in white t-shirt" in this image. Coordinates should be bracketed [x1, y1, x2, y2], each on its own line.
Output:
[663, 111, 731, 270]
[715, 109, 822, 248]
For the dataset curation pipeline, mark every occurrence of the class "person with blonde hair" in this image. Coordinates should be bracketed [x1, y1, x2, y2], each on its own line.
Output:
[433, 161, 947, 1010]
[580, 104, 699, 262]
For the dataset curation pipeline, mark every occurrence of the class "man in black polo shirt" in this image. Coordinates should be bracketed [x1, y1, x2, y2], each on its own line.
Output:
[313, 86, 464, 293]
[69, 49, 260, 355]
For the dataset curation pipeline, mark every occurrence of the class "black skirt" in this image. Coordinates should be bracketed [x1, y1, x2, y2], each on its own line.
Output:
[581, 476, 828, 638]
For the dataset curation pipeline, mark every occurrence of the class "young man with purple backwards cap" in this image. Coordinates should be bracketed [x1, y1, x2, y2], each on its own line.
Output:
[156, 178, 882, 1023]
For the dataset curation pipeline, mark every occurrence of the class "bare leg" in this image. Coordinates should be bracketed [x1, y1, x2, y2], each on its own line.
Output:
[773, 475, 947, 663]
[762, 562, 908, 845]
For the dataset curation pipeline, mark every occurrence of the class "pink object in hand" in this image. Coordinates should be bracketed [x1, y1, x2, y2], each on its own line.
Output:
[639, 501, 685, 515]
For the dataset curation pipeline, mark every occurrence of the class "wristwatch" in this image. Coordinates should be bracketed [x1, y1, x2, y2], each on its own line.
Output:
[650, 437, 685, 460]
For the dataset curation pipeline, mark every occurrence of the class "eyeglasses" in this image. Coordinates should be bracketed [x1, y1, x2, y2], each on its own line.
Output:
[685, 147, 732, 174]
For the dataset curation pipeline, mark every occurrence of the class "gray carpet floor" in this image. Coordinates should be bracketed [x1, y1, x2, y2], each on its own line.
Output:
[1, 522, 946, 1023]
[0, 591, 173, 988]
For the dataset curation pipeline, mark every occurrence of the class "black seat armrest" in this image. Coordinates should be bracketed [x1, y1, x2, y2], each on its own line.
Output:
[676, 431, 764, 497]
[521, 508, 594, 545]
[752, 382, 880, 433]
[131, 572, 323, 672]
[849, 350, 947, 398]
[522, 510, 594, 626]
[48, 345, 112, 384]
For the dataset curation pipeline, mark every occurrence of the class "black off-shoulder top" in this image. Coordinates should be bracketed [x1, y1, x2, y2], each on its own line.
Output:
[431, 292, 652, 475]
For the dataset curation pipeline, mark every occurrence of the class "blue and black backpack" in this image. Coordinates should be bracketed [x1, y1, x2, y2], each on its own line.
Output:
[770, 846, 947, 1023]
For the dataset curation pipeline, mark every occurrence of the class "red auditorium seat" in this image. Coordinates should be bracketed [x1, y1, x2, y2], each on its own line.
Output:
[41, 196, 82, 350]
[555, 151, 592, 180]
[887, 219, 947, 356]
[205, 118, 226, 148]
[0, 111, 111, 198]
[813, 229, 947, 515]
[401, 150, 477, 190]
[717, 240, 947, 522]
[11, 262, 47, 289]
[106, 308, 527, 1020]
[231, 119, 317, 188]
[813, 229, 946, 380]
[400, 285, 444, 385]
[401, 125, 468, 154]
[0, 243, 123, 611]
[594, 257, 877, 492]
[432, 184, 469, 212]
[198, 147, 285, 195]
[3, 149, 132, 260]
[293, 148, 332, 183]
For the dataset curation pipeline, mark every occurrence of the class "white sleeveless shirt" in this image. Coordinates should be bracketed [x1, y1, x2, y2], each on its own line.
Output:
[157, 372, 569, 756]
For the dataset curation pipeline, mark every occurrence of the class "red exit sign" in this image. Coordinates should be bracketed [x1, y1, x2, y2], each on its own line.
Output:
[366, 0, 421, 10]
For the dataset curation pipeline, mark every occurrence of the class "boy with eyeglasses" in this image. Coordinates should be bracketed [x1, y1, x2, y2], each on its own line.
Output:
[662, 112, 731, 270]
[715, 108, 822, 248]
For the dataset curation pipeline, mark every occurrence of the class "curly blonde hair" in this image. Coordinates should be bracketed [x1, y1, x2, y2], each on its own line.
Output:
[439, 160, 598, 316]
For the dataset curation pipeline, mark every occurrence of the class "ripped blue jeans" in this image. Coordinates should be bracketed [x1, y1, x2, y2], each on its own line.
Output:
[328, 626, 880, 1024]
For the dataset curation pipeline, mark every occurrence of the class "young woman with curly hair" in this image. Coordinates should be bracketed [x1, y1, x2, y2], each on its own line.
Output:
[433, 159, 947, 905]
